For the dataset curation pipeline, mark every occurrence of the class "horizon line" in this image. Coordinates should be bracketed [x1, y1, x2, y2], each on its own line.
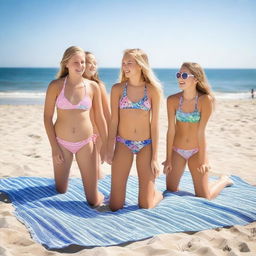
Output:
[0, 66, 256, 70]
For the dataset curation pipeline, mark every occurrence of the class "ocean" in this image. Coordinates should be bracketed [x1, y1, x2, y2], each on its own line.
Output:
[0, 68, 255, 105]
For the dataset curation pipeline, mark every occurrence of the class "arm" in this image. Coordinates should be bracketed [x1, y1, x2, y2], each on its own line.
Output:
[106, 84, 120, 164]
[163, 96, 176, 174]
[197, 95, 213, 173]
[99, 82, 111, 126]
[91, 82, 108, 161]
[150, 88, 161, 177]
[43, 81, 64, 164]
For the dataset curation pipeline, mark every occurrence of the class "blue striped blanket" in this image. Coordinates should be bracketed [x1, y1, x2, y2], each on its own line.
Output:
[0, 172, 255, 249]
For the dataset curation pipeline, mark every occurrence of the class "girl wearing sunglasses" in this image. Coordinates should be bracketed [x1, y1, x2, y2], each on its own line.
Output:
[163, 62, 233, 199]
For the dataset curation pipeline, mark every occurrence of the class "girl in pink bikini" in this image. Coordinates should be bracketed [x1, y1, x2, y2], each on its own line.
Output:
[84, 52, 111, 178]
[44, 46, 107, 206]
[163, 62, 233, 199]
[107, 49, 163, 211]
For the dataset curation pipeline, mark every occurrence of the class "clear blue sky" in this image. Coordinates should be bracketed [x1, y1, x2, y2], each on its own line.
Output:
[0, 0, 255, 68]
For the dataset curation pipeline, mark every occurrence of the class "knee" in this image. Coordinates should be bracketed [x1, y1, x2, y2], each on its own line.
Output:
[87, 199, 99, 207]
[196, 192, 211, 200]
[139, 201, 153, 209]
[167, 185, 179, 192]
[109, 203, 123, 212]
[55, 185, 67, 194]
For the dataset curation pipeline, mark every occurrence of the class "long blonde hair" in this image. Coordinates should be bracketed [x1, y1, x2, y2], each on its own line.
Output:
[119, 49, 162, 95]
[181, 62, 215, 103]
[84, 51, 102, 84]
[56, 46, 85, 79]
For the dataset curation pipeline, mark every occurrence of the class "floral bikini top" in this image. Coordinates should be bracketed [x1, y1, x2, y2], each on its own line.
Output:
[119, 83, 151, 111]
[176, 95, 201, 123]
[56, 76, 92, 110]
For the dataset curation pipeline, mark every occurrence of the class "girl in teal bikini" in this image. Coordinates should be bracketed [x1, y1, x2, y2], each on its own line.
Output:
[163, 62, 233, 200]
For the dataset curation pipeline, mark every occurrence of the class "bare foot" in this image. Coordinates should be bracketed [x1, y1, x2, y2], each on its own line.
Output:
[221, 175, 234, 187]
[154, 190, 164, 207]
[98, 167, 105, 180]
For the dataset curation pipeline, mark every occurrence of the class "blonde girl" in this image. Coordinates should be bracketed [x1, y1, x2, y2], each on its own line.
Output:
[44, 46, 107, 206]
[107, 48, 163, 211]
[164, 62, 233, 199]
[84, 52, 111, 178]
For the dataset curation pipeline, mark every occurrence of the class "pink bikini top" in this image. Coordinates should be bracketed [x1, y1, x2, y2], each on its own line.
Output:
[56, 77, 92, 110]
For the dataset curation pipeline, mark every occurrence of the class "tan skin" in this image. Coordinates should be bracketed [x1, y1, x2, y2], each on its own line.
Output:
[107, 54, 163, 211]
[163, 66, 233, 200]
[44, 52, 107, 206]
[84, 54, 111, 177]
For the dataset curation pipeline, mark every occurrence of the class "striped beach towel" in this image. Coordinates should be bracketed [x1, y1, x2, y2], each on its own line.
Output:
[0, 172, 255, 249]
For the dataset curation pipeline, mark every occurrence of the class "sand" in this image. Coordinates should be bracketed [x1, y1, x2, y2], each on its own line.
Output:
[0, 98, 255, 256]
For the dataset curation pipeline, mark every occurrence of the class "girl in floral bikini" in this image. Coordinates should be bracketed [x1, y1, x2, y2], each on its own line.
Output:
[107, 49, 163, 211]
[163, 62, 233, 199]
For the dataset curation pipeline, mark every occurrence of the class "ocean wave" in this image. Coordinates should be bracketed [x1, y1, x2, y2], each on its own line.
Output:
[0, 91, 253, 104]
[0, 91, 45, 98]
[214, 92, 252, 99]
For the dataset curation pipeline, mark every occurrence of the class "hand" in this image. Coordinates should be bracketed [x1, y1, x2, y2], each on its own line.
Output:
[106, 149, 114, 165]
[197, 164, 211, 174]
[151, 160, 160, 178]
[163, 160, 172, 175]
[52, 146, 64, 165]
[100, 144, 107, 164]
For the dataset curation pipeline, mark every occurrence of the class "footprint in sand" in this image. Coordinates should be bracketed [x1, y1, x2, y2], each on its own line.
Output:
[0, 217, 8, 228]
[239, 242, 250, 252]
[23, 153, 41, 158]
[28, 134, 41, 140]
[0, 246, 6, 256]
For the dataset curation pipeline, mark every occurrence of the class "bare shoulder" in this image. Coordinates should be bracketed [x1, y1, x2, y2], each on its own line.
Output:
[147, 84, 160, 96]
[47, 78, 64, 93]
[98, 81, 106, 88]
[167, 92, 181, 104]
[111, 82, 125, 93]
[199, 94, 213, 104]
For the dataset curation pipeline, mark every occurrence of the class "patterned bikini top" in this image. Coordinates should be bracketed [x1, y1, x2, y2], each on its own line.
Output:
[119, 83, 151, 111]
[176, 95, 201, 123]
[56, 76, 92, 110]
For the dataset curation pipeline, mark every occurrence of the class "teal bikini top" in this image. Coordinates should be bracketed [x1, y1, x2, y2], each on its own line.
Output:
[176, 95, 201, 123]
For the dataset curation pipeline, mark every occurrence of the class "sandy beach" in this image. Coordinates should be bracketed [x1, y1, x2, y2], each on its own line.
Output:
[0, 98, 255, 256]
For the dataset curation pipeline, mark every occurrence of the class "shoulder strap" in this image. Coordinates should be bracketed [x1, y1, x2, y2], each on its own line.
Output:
[195, 94, 199, 110]
[123, 82, 128, 96]
[178, 96, 183, 110]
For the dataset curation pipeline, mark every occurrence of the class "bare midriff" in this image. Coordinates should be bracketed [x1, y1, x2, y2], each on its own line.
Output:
[54, 109, 93, 142]
[173, 121, 199, 149]
[118, 109, 151, 140]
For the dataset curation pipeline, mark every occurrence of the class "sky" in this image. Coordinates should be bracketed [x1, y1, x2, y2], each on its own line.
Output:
[0, 0, 255, 68]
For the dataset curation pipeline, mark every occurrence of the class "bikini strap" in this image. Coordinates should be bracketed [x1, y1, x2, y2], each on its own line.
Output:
[60, 76, 67, 94]
[83, 79, 87, 94]
[144, 85, 148, 98]
[195, 94, 199, 110]
[123, 82, 128, 97]
[178, 95, 183, 110]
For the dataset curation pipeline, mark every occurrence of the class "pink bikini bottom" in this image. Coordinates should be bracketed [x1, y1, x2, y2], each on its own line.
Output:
[173, 147, 199, 160]
[56, 134, 97, 154]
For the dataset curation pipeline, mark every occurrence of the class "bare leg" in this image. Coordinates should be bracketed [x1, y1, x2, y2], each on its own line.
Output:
[95, 136, 104, 179]
[109, 142, 134, 211]
[188, 153, 233, 200]
[76, 141, 103, 207]
[53, 145, 73, 193]
[166, 150, 187, 192]
[136, 144, 163, 209]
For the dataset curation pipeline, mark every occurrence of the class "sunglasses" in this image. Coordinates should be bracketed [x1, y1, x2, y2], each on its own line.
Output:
[176, 72, 194, 79]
